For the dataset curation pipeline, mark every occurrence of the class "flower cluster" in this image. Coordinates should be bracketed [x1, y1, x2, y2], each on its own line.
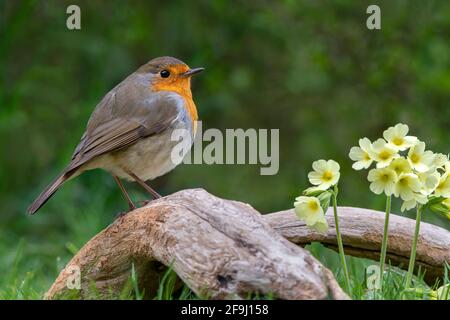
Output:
[349, 123, 450, 213]
[294, 160, 341, 233]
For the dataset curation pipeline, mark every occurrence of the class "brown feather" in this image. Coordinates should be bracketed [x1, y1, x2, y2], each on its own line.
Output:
[27, 171, 72, 214]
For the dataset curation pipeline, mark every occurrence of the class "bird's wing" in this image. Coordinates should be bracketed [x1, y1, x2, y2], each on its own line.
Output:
[67, 90, 184, 173]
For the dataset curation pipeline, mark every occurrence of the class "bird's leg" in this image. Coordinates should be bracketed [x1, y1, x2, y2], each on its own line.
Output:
[123, 169, 162, 199]
[113, 175, 136, 211]
[137, 199, 152, 207]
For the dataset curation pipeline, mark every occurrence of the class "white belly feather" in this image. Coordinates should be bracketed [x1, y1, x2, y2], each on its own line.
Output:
[82, 117, 194, 182]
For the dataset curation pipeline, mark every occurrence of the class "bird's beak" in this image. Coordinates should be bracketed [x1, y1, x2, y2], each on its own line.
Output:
[182, 67, 204, 77]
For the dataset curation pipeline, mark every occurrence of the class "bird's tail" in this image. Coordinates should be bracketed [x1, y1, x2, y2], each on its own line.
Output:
[27, 169, 74, 215]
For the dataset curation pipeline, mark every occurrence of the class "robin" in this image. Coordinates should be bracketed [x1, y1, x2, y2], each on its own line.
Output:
[27, 56, 203, 214]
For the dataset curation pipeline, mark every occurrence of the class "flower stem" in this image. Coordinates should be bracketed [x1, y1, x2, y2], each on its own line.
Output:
[332, 185, 351, 293]
[378, 195, 391, 290]
[405, 205, 422, 288]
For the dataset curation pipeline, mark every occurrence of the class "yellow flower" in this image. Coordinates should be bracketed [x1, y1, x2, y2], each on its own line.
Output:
[418, 170, 440, 196]
[434, 173, 450, 198]
[367, 167, 397, 196]
[435, 284, 450, 300]
[303, 185, 325, 196]
[388, 157, 412, 176]
[418, 284, 450, 300]
[349, 138, 373, 170]
[432, 153, 449, 170]
[369, 138, 399, 168]
[308, 159, 340, 190]
[394, 173, 422, 201]
[312, 215, 329, 233]
[383, 123, 417, 151]
[294, 196, 328, 233]
[407, 141, 435, 173]
[401, 193, 428, 212]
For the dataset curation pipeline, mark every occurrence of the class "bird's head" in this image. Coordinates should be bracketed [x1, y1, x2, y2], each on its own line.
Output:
[138, 56, 204, 98]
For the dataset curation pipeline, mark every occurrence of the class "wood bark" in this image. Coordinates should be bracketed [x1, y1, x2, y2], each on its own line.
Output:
[46, 189, 450, 300]
[45, 189, 348, 300]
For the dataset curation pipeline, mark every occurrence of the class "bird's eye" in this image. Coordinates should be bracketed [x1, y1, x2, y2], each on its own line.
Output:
[160, 70, 170, 78]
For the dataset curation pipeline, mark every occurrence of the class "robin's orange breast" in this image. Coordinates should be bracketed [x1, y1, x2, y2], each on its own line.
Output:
[151, 80, 198, 133]
[183, 95, 198, 135]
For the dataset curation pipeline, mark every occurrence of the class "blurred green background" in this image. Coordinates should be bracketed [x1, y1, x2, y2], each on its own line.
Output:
[0, 0, 449, 298]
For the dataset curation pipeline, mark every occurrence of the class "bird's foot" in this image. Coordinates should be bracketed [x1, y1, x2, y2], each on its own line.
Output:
[138, 193, 163, 207]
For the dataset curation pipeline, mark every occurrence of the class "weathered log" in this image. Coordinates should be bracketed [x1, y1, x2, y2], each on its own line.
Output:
[265, 207, 450, 285]
[45, 189, 348, 300]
